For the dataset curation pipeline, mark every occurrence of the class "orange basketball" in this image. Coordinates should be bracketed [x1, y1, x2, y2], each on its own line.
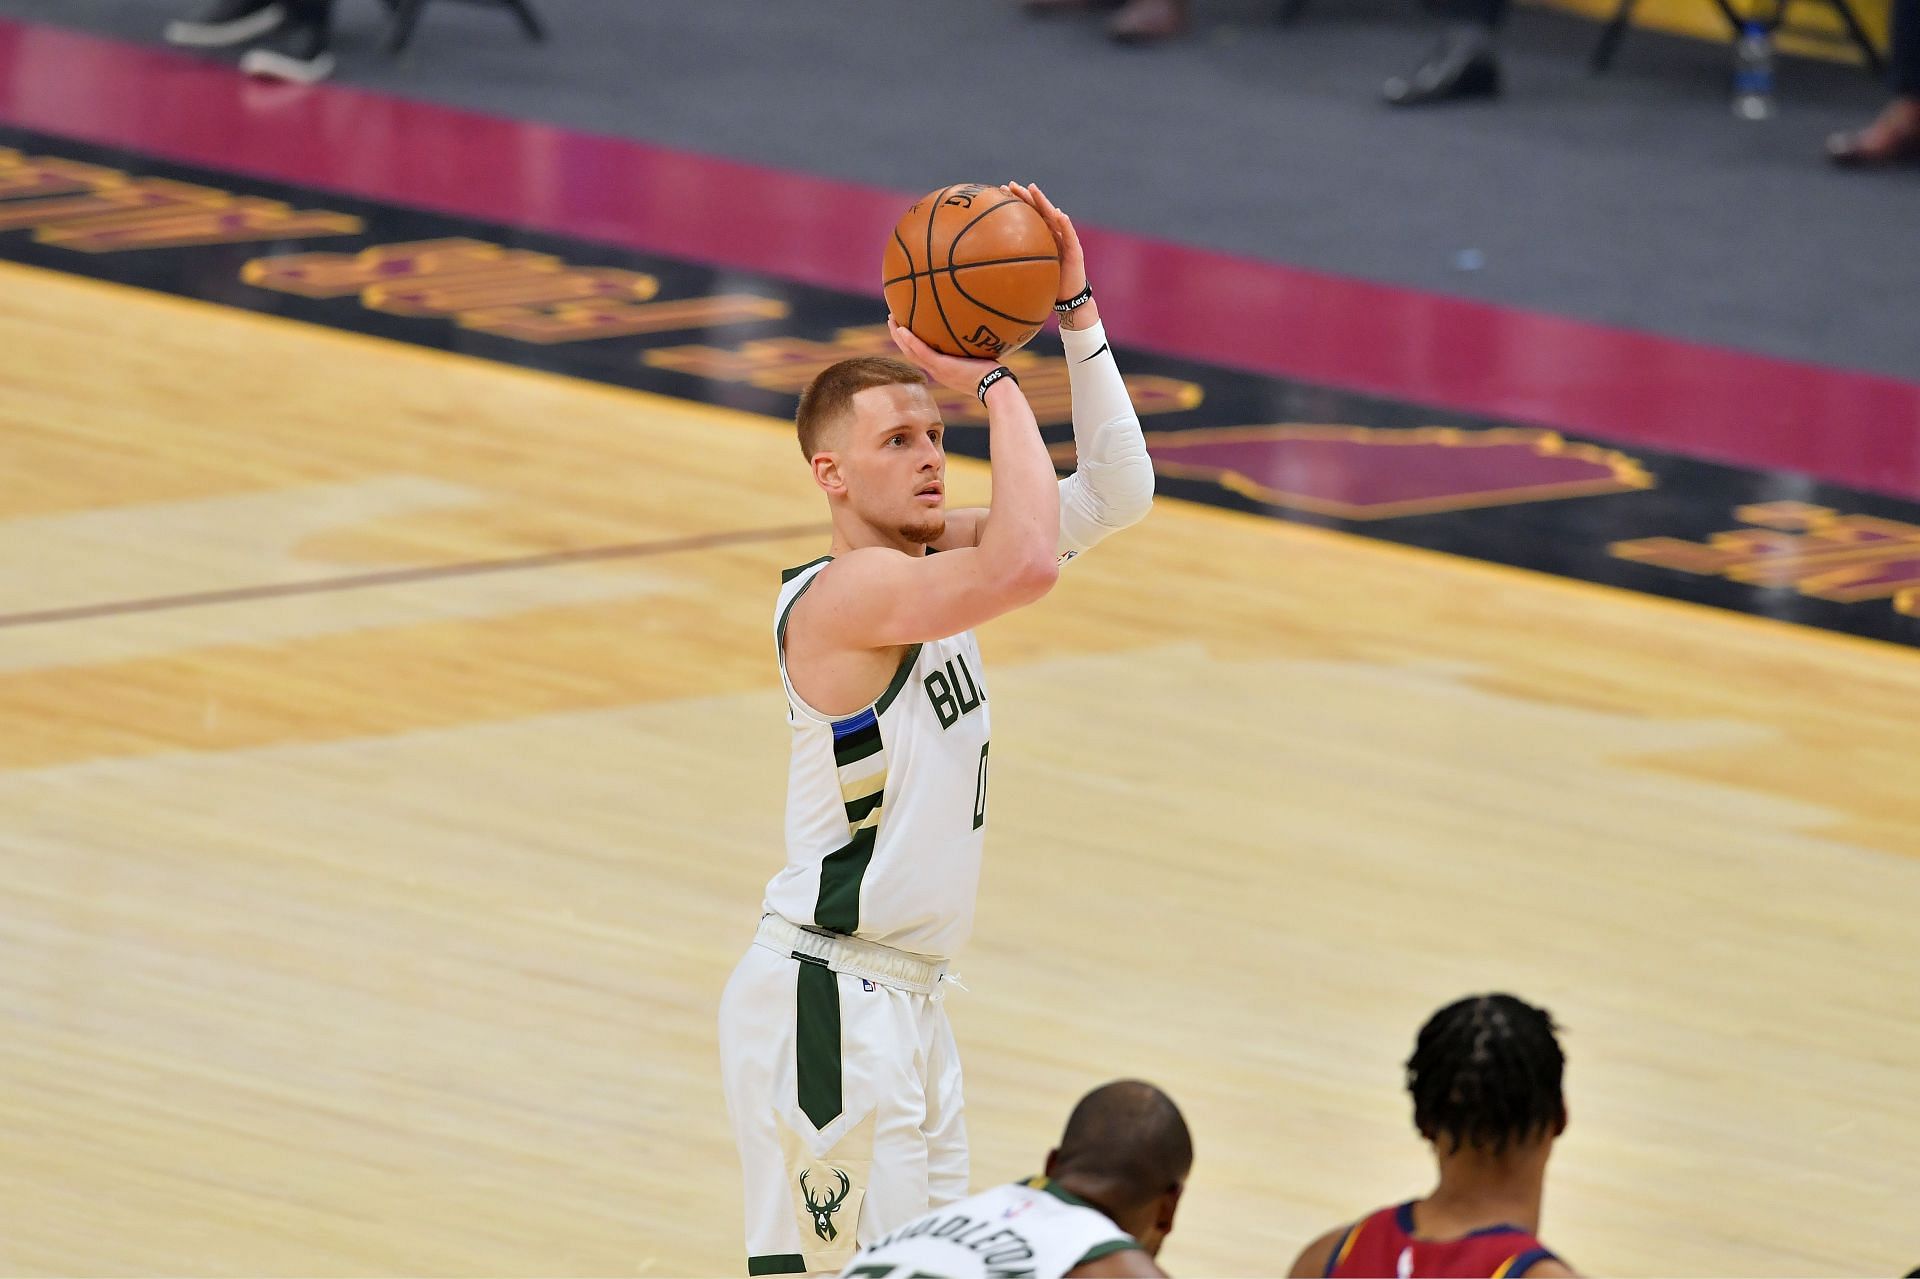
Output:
[882, 184, 1061, 360]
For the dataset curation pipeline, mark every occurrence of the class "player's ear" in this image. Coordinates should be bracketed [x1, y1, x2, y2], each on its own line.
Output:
[1042, 1147, 1061, 1178]
[1155, 1182, 1183, 1235]
[1554, 1100, 1569, 1138]
[812, 450, 846, 496]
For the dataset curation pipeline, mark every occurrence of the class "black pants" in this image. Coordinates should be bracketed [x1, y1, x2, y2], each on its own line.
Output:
[1894, 0, 1920, 96]
[286, 0, 335, 30]
[1432, 0, 1508, 30]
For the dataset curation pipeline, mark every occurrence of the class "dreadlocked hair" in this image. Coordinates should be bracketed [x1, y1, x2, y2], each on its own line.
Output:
[1407, 993, 1566, 1157]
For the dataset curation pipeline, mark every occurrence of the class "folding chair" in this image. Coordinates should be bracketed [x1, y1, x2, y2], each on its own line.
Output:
[1588, 0, 1882, 75]
[379, 0, 548, 55]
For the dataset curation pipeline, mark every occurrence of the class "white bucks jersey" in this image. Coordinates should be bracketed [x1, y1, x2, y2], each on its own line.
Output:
[842, 1178, 1143, 1279]
[766, 556, 992, 961]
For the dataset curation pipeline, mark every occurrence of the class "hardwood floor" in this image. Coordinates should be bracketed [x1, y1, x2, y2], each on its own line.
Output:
[3, 263, 1916, 1276]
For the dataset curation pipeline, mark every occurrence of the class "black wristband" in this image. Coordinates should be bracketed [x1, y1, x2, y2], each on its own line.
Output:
[1053, 284, 1093, 314]
[976, 366, 1016, 402]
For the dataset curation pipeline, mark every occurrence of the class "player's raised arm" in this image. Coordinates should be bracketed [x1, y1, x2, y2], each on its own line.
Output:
[801, 321, 1060, 649]
[1004, 182, 1155, 563]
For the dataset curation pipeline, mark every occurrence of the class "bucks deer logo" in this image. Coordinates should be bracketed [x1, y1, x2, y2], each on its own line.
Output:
[799, 1167, 851, 1241]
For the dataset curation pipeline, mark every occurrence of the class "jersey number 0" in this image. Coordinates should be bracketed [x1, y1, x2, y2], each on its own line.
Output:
[972, 742, 990, 831]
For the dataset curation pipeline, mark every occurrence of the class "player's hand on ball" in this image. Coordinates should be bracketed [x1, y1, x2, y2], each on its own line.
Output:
[1003, 182, 1085, 305]
[888, 316, 1006, 394]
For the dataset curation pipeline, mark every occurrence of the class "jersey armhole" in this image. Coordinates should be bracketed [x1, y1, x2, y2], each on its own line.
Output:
[777, 570, 923, 727]
[1324, 1220, 1362, 1277]
[1496, 1248, 1557, 1278]
[776, 569, 835, 725]
[1074, 1238, 1145, 1267]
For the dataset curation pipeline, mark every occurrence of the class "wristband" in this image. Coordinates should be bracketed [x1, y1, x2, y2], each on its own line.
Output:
[976, 366, 1017, 402]
[1053, 285, 1093, 314]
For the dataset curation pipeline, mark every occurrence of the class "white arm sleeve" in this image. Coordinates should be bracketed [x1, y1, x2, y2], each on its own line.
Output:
[1055, 319, 1154, 562]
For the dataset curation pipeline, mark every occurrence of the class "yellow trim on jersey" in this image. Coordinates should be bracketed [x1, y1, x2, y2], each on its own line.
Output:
[1491, 1255, 1521, 1279]
[1335, 1219, 1365, 1268]
[839, 769, 886, 804]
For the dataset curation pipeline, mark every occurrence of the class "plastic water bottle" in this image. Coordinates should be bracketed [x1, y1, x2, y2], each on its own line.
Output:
[1732, 20, 1775, 120]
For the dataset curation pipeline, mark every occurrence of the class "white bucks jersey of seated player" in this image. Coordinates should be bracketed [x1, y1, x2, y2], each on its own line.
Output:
[842, 1177, 1143, 1279]
[767, 556, 993, 961]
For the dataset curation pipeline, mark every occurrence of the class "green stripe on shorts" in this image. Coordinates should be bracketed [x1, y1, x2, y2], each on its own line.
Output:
[795, 958, 842, 1130]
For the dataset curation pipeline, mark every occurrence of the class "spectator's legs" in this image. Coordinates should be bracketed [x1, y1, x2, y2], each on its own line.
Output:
[163, 0, 287, 48]
[1826, 0, 1920, 164]
[1892, 0, 1920, 96]
[240, 0, 336, 81]
[1108, 0, 1189, 43]
[1384, 0, 1508, 106]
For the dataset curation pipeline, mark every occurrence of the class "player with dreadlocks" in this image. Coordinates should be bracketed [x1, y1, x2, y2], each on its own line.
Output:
[1289, 994, 1579, 1279]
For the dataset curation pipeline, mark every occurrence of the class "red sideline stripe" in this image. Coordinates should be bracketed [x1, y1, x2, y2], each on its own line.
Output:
[3, 17, 1917, 498]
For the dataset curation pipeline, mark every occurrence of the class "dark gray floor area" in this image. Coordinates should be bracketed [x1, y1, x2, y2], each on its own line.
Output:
[7, 0, 1917, 378]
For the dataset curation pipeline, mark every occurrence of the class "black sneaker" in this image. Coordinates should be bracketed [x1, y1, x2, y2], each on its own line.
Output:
[164, 0, 285, 47]
[239, 21, 335, 83]
[1383, 31, 1502, 106]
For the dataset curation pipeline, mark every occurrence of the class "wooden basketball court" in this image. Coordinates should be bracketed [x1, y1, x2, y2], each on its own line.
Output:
[4, 258, 1917, 1276]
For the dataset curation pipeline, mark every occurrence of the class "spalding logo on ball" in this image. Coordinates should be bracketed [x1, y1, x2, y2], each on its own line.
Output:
[882, 183, 1061, 360]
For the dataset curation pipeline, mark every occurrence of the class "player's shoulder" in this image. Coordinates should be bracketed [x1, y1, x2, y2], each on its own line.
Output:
[1291, 1203, 1405, 1278]
[780, 547, 899, 623]
[780, 552, 836, 585]
[1010, 1178, 1143, 1252]
[802, 545, 918, 591]
[1288, 1222, 1357, 1278]
[1493, 1243, 1575, 1278]
[1064, 1244, 1164, 1278]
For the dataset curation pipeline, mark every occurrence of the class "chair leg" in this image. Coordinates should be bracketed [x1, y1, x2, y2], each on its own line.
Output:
[499, 0, 547, 41]
[1825, 0, 1886, 74]
[387, 0, 428, 52]
[1589, 0, 1640, 71]
[1704, 0, 1746, 37]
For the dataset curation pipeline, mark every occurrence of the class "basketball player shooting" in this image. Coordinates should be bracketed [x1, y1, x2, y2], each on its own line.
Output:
[716, 182, 1156, 1276]
[840, 1080, 1193, 1279]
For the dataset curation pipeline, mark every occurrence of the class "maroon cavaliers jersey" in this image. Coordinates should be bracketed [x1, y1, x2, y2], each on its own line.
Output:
[1326, 1202, 1559, 1279]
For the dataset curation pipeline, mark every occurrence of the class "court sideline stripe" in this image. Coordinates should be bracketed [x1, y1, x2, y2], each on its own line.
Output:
[0, 522, 830, 631]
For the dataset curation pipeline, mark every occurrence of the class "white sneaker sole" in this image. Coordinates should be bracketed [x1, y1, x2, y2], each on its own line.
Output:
[239, 46, 336, 83]
[163, 3, 285, 47]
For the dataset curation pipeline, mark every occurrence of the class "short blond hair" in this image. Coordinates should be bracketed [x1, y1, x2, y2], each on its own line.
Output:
[795, 356, 928, 459]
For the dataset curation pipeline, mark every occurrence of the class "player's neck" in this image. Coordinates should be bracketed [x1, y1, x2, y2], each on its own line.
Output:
[829, 511, 931, 558]
[1050, 1173, 1151, 1243]
[1423, 1142, 1550, 1235]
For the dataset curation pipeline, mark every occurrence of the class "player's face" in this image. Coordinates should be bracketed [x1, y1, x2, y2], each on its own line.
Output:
[841, 382, 946, 545]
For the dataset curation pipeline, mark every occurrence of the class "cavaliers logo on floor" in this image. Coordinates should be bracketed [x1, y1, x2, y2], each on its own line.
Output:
[1128, 424, 1652, 520]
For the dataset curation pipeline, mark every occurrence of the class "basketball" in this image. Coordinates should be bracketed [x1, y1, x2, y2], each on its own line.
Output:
[882, 183, 1061, 361]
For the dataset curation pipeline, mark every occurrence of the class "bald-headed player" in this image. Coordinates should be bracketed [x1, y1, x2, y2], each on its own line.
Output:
[1290, 994, 1579, 1279]
[841, 1080, 1193, 1279]
[718, 182, 1156, 1275]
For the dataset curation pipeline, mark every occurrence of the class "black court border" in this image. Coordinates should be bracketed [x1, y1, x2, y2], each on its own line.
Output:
[2, 124, 1917, 651]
